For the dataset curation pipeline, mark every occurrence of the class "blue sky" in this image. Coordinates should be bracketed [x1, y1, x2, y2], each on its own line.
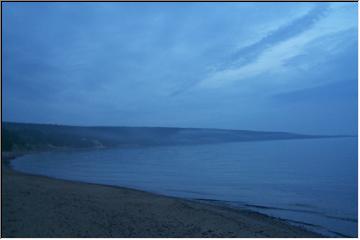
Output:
[2, 2, 358, 134]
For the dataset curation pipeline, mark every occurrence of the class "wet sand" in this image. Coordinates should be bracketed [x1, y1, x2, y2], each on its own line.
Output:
[2, 153, 322, 237]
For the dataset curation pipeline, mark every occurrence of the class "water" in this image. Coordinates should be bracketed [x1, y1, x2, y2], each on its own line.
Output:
[12, 138, 357, 237]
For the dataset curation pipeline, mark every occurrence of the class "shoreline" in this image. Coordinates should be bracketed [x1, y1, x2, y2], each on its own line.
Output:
[2, 152, 323, 237]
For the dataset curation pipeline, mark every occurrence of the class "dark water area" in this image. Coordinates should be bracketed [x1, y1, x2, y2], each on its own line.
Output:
[12, 138, 358, 237]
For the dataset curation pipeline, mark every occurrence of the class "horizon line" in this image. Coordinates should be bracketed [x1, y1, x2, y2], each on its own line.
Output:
[2, 120, 357, 138]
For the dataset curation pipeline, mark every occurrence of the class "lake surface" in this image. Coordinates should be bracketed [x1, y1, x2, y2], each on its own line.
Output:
[12, 138, 357, 237]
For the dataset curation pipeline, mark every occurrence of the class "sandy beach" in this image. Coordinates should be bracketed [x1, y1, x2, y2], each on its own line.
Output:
[2, 153, 322, 238]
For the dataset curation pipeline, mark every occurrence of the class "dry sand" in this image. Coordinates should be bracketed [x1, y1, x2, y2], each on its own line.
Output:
[2, 153, 322, 237]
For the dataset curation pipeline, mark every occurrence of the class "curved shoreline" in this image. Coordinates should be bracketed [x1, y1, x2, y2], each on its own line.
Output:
[2, 152, 323, 237]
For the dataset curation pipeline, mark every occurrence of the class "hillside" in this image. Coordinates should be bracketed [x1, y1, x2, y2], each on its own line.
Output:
[2, 122, 326, 151]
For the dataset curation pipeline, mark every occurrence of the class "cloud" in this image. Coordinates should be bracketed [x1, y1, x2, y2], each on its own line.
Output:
[223, 4, 329, 69]
[2, 3, 357, 134]
[170, 4, 329, 95]
[198, 3, 354, 90]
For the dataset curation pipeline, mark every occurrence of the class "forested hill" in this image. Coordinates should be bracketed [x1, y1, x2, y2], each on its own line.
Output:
[2, 122, 332, 151]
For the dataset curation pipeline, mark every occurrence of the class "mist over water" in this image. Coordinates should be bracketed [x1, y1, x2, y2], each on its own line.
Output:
[12, 137, 357, 237]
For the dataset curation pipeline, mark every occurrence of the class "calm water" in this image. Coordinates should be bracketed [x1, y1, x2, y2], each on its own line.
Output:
[12, 138, 357, 237]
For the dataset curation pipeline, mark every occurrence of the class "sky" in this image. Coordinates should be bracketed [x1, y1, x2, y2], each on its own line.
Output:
[2, 2, 358, 135]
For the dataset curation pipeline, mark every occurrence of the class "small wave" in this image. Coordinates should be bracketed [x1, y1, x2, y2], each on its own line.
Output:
[328, 230, 352, 238]
[285, 219, 322, 228]
[245, 204, 358, 223]
[166, 189, 217, 196]
[194, 198, 221, 202]
[325, 215, 358, 223]
[245, 204, 320, 215]
[245, 203, 357, 237]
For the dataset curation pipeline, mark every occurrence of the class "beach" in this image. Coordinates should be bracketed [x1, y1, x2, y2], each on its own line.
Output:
[2, 153, 322, 238]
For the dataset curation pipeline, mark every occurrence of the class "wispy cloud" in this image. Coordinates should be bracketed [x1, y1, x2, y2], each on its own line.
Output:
[223, 4, 329, 70]
[198, 4, 331, 89]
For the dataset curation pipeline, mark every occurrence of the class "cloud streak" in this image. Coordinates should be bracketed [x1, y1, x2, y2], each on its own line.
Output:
[171, 4, 330, 95]
[225, 4, 329, 70]
[198, 3, 340, 89]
